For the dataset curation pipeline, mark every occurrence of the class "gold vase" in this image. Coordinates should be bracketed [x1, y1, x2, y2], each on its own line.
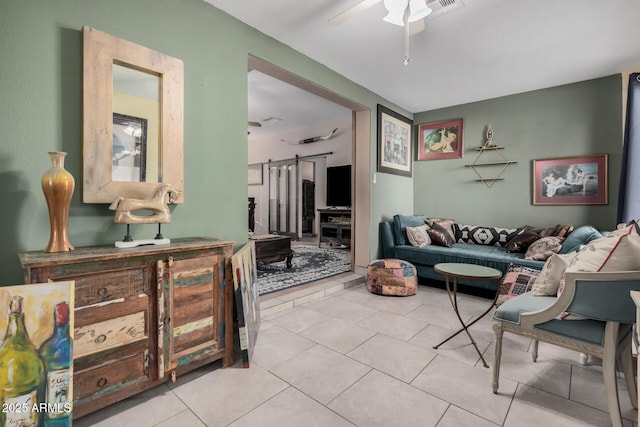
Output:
[42, 151, 75, 252]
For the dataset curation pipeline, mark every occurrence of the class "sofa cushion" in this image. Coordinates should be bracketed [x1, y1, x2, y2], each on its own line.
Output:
[506, 231, 541, 253]
[531, 252, 578, 296]
[394, 243, 545, 273]
[454, 224, 519, 247]
[427, 218, 455, 241]
[565, 223, 640, 273]
[558, 225, 603, 254]
[393, 215, 427, 246]
[539, 224, 574, 238]
[525, 236, 564, 261]
[406, 224, 431, 247]
[427, 223, 454, 247]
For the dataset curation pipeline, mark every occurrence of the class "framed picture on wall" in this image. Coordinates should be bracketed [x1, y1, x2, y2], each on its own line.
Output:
[416, 118, 463, 160]
[248, 163, 263, 185]
[377, 104, 413, 177]
[533, 154, 608, 205]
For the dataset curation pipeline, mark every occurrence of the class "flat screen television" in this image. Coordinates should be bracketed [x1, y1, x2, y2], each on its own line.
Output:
[326, 165, 351, 207]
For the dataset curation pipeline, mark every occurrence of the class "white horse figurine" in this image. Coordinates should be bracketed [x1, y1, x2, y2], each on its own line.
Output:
[109, 183, 181, 225]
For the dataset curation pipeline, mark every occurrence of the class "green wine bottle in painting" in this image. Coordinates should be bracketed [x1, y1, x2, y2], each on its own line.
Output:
[0, 295, 46, 427]
[39, 302, 72, 426]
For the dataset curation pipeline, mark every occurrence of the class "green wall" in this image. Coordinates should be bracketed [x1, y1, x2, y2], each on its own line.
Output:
[0, 0, 624, 283]
[0, 0, 412, 284]
[413, 76, 623, 231]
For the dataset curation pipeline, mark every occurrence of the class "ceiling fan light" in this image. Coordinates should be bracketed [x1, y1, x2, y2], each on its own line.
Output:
[383, 0, 409, 26]
[382, 11, 406, 26]
[408, 0, 432, 22]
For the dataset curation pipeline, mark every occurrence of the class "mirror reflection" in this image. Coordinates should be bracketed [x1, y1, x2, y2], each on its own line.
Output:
[112, 65, 159, 183]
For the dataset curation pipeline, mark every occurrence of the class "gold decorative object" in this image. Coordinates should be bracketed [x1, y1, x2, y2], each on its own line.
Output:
[41, 151, 75, 252]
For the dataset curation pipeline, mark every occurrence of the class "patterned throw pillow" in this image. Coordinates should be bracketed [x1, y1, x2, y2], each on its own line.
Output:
[454, 224, 519, 247]
[539, 224, 574, 238]
[524, 236, 564, 261]
[406, 224, 431, 248]
[497, 265, 541, 305]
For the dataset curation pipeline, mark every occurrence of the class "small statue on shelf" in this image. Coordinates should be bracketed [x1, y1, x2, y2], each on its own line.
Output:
[482, 125, 495, 148]
[109, 183, 181, 248]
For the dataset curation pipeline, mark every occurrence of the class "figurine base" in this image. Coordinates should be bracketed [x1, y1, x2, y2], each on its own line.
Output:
[115, 238, 171, 248]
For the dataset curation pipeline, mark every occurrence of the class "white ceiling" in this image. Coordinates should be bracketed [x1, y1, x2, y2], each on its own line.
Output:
[207, 0, 639, 117]
[247, 70, 351, 141]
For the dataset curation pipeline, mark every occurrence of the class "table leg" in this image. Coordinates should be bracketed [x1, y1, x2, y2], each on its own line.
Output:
[433, 273, 493, 368]
[285, 252, 293, 268]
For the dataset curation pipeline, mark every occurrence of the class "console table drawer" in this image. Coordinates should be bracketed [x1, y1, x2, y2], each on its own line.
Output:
[72, 267, 147, 307]
[75, 311, 147, 358]
[75, 350, 149, 402]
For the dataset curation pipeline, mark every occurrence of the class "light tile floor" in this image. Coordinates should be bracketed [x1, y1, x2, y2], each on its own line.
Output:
[76, 276, 638, 426]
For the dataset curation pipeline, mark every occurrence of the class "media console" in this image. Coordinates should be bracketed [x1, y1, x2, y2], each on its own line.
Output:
[317, 208, 351, 247]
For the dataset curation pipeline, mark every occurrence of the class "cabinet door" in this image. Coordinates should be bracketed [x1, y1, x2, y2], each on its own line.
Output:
[158, 255, 223, 376]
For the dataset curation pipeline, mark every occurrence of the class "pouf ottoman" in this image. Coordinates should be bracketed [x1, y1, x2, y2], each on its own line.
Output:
[367, 259, 417, 296]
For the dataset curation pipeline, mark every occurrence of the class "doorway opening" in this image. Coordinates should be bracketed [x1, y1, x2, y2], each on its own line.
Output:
[247, 56, 371, 291]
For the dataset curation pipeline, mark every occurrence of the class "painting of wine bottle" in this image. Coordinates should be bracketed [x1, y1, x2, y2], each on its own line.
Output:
[0, 281, 74, 427]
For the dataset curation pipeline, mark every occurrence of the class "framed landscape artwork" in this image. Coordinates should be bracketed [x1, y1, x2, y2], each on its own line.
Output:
[231, 241, 260, 367]
[533, 154, 608, 205]
[377, 104, 413, 177]
[417, 118, 463, 160]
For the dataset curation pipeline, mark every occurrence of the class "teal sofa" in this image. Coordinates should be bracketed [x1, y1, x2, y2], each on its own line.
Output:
[379, 215, 603, 290]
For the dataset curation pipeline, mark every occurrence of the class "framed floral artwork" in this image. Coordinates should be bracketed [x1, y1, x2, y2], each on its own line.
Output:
[533, 154, 608, 205]
[417, 118, 463, 160]
[377, 104, 413, 177]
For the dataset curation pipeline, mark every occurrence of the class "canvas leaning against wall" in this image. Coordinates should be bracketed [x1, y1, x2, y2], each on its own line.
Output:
[231, 242, 260, 368]
[0, 281, 74, 426]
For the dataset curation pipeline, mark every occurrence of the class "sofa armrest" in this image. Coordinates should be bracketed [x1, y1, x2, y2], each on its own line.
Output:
[379, 221, 396, 259]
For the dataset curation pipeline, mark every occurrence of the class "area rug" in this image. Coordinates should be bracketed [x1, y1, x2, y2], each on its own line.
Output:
[257, 245, 351, 295]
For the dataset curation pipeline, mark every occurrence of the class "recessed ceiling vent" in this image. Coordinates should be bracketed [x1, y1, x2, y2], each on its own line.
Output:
[427, 0, 465, 18]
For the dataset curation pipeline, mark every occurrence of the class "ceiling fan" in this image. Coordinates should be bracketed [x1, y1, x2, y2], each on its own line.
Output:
[281, 128, 339, 145]
[247, 121, 261, 135]
[330, 0, 464, 64]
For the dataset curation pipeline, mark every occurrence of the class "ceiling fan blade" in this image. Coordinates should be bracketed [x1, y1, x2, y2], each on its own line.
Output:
[248, 121, 262, 127]
[409, 19, 425, 35]
[329, 0, 382, 25]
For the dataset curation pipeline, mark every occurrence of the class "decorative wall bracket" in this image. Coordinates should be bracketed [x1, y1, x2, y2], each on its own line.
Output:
[465, 126, 516, 188]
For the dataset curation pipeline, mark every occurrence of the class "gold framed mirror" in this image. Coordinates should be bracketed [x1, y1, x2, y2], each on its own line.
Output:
[82, 26, 184, 203]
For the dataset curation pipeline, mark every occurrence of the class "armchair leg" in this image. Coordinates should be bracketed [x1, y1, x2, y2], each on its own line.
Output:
[532, 340, 539, 362]
[492, 321, 503, 394]
[603, 323, 624, 427]
[619, 335, 637, 409]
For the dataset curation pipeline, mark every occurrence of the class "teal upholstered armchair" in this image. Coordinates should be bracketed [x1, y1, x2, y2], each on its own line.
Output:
[492, 271, 640, 427]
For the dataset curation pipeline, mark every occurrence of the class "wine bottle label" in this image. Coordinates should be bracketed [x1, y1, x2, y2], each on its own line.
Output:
[46, 368, 70, 418]
[3, 390, 37, 427]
